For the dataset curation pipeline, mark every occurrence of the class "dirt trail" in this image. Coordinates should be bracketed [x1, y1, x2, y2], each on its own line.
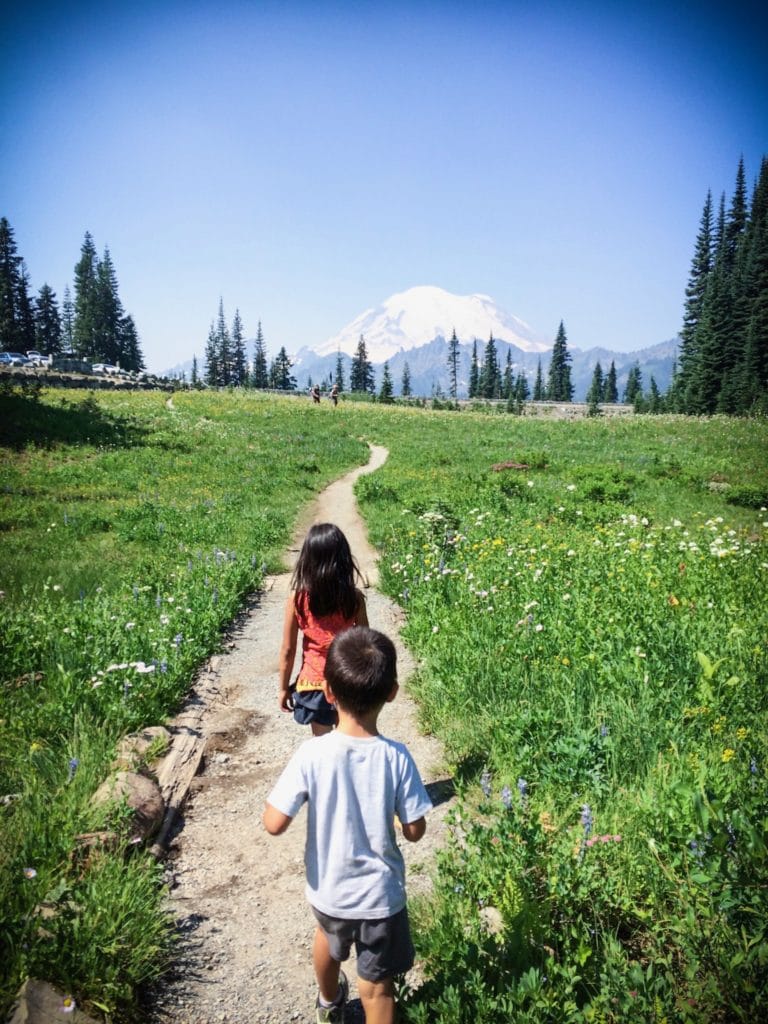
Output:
[146, 446, 453, 1024]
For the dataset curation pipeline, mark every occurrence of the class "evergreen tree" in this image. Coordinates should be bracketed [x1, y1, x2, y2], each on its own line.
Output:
[603, 360, 618, 403]
[215, 298, 231, 385]
[502, 348, 514, 399]
[204, 323, 219, 386]
[678, 191, 714, 402]
[447, 328, 460, 399]
[119, 314, 144, 372]
[468, 340, 480, 398]
[623, 362, 643, 404]
[349, 334, 374, 393]
[514, 371, 530, 402]
[532, 359, 545, 400]
[586, 361, 604, 409]
[231, 309, 247, 386]
[547, 321, 573, 401]
[0, 216, 23, 348]
[379, 361, 394, 403]
[191, 355, 199, 387]
[61, 286, 74, 352]
[272, 346, 296, 390]
[252, 321, 269, 388]
[34, 283, 62, 354]
[16, 263, 36, 351]
[480, 333, 501, 398]
[95, 247, 124, 364]
[647, 376, 662, 413]
[401, 362, 412, 397]
[334, 349, 345, 392]
[73, 232, 99, 358]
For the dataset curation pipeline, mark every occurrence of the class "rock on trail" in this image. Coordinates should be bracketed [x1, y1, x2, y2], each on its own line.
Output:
[144, 446, 453, 1024]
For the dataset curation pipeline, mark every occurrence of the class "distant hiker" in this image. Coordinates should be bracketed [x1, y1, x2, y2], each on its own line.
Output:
[278, 523, 367, 736]
[310, 384, 321, 403]
[264, 626, 432, 1024]
[330, 383, 339, 406]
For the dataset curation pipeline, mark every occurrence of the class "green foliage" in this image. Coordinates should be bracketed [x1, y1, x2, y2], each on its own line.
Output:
[0, 389, 367, 1018]
[349, 403, 768, 1022]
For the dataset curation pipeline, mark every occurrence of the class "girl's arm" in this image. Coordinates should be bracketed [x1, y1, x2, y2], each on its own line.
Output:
[355, 589, 369, 627]
[278, 594, 299, 712]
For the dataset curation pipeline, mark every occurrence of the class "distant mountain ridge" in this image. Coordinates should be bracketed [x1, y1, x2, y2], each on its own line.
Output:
[163, 285, 679, 400]
[293, 335, 679, 402]
[315, 285, 551, 360]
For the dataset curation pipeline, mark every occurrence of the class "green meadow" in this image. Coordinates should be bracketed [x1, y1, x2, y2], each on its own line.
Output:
[1, 388, 766, 1022]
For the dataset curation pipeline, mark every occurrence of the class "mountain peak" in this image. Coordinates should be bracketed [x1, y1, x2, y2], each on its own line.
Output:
[316, 285, 550, 361]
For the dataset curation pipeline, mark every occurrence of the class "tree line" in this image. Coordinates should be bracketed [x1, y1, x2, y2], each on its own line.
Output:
[673, 155, 768, 414]
[0, 218, 145, 371]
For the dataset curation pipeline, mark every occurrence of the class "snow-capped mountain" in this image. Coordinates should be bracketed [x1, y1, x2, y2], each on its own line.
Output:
[315, 285, 550, 361]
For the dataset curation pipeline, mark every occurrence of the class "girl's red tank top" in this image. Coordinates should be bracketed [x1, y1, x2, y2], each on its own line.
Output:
[294, 590, 358, 689]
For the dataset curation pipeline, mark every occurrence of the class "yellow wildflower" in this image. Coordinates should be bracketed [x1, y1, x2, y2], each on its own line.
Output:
[722, 748, 735, 763]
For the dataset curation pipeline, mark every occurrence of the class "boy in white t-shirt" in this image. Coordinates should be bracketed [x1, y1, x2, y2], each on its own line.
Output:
[264, 626, 432, 1024]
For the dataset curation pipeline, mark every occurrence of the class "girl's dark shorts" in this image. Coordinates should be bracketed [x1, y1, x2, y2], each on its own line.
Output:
[292, 687, 337, 727]
[311, 906, 414, 982]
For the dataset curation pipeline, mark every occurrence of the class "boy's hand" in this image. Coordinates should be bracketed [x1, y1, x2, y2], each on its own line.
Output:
[401, 816, 426, 843]
[263, 802, 293, 835]
[279, 687, 294, 712]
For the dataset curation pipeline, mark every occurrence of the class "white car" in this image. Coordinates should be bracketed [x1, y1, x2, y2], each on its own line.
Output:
[26, 350, 49, 366]
[92, 363, 120, 375]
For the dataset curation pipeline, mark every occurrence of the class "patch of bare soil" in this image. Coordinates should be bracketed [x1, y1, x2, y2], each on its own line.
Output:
[143, 446, 454, 1024]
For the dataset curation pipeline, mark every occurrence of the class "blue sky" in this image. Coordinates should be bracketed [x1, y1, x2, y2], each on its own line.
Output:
[2, 0, 766, 372]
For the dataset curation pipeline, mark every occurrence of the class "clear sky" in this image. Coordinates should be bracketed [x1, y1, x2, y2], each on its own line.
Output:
[2, 0, 766, 372]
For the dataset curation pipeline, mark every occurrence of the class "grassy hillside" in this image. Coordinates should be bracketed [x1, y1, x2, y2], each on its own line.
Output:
[1, 388, 766, 1021]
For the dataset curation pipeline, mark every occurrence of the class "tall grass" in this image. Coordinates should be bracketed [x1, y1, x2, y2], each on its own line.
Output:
[350, 407, 768, 1022]
[0, 387, 366, 1018]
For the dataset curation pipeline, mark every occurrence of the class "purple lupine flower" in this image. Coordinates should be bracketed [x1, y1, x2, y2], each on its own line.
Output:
[155, 594, 162, 608]
[67, 757, 79, 782]
[501, 785, 512, 809]
[173, 633, 183, 648]
[480, 770, 492, 798]
[599, 724, 609, 738]
[132, 585, 139, 600]
[517, 778, 528, 802]
[580, 804, 593, 836]
[160, 658, 168, 673]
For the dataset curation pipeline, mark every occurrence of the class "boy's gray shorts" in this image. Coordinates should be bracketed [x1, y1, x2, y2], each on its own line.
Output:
[311, 905, 414, 982]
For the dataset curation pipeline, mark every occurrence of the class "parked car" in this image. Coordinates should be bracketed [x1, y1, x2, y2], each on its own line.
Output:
[0, 351, 30, 366]
[91, 363, 120, 375]
[26, 350, 49, 366]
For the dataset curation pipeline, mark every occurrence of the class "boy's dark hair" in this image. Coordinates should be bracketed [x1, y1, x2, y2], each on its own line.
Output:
[325, 626, 397, 716]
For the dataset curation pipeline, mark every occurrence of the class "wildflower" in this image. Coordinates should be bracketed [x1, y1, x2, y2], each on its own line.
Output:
[160, 659, 168, 674]
[53, 584, 62, 592]
[527, 480, 534, 488]
[160, 614, 170, 625]
[566, 484, 576, 491]
[567, 549, 575, 557]
[60, 995, 76, 1013]
[480, 770, 492, 798]
[600, 724, 609, 737]
[750, 758, 758, 775]
[722, 748, 735, 763]
[453, 883, 464, 893]
[517, 778, 528, 802]
[155, 594, 162, 607]
[432, 625, 439, 634]
[534, 623, 544, 632]
[23, 867, 37, 879]
[173, 633, 183, 648]
[501, 785, 512, 809]
[125, 621, 136, 630]
[132, 585, 139, 599]
[580, 804, 593, 836]
[67, 758, 79, 782]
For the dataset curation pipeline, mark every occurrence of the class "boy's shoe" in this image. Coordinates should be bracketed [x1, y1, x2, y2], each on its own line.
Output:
[315, 970, 348, 1023]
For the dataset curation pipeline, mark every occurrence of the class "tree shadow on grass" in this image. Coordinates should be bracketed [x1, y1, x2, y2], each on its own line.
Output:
[0, 389, 150, 451]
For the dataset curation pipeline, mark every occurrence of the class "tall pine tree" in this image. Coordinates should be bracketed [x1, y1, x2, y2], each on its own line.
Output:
[468, 340, 480, 398]
[34, 284, 62, 354]
[401, 362, 411, 397]
[349, 334, 374, 393]
[546, 321, 573, 401]
[447, 328, 460, 399]
[252, 321, 269, 388]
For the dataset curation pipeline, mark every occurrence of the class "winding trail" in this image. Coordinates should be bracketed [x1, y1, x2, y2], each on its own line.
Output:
[146, 446, 453, 1024]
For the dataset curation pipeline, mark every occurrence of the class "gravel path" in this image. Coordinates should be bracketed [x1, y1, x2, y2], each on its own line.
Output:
[144, 446, 454, 1024]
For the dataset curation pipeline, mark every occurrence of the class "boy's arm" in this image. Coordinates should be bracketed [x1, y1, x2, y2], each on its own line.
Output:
[401, 816, 426, 843]
[263, 802, 293, 835]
